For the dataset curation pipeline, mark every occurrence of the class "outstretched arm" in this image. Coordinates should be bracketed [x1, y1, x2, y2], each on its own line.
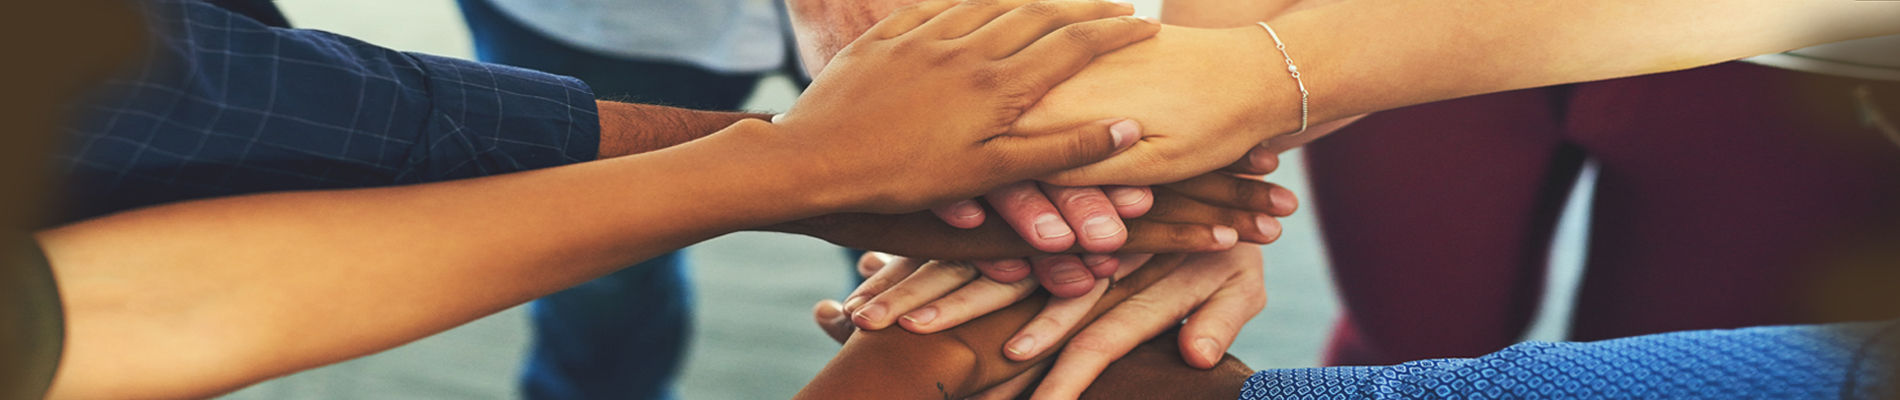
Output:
[41, 2, 1163, 398]
[791, 0, 1900, 186]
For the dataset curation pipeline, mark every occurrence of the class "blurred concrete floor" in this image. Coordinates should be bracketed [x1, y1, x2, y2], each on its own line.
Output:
[218, 1, 1593, 399]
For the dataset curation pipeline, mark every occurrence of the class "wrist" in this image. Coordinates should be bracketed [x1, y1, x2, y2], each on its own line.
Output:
[594, 100, 772, 159]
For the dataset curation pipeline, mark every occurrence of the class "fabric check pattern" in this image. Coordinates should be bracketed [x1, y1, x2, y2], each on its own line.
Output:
[54, 0, 600, 224]
[1241, 321, 1900, 400]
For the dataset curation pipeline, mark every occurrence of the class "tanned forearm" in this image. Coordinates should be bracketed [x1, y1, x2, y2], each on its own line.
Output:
[595, 100, 772, 158]
[1273, 0, 1900, 124]
[40, 121, 831, 400]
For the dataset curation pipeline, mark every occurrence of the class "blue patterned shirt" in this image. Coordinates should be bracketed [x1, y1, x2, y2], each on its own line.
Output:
[1241, 321, 1899, 399]
[55, 0, 600, 223]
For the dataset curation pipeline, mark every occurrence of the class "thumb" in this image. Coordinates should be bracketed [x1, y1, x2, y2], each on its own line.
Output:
[990, 118, 1140, 179]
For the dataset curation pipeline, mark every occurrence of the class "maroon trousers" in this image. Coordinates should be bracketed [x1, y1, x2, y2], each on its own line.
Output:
[1305, 62, 1900, 366]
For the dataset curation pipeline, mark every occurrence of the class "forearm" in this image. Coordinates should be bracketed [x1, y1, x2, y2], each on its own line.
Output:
[1161, 0, 1302, 28]
[595, 100, 771, 158]
[1279, 0, 1900, 123]
[40, 121, 827, 400]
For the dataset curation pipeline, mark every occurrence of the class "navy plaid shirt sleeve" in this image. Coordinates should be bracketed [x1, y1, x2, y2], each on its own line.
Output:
[55, 0, 600, 223]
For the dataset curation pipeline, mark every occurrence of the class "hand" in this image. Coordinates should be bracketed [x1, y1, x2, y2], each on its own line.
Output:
[829, 247, 1267, 399]
[1016, 25, 1307, 187]
[786, 3, 1309, 188]
[761, 0, 1162, 214]
[935, 170, 1296, 298]
[766, 171, 1299, 260]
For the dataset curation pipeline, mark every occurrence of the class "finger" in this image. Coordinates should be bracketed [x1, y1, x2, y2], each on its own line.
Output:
[907, 0, 1026, 40]
[856, 260, 983, 330]
[931, 199, 989, 229]
[842, 255, 925, 316]
[898, 273, 1039, 334]
[1005, 276, 1109, 361]
[1103, 185, 1152, 218]
[812, 299, 855, 344]
[856, 251, 892, 279]
[865, 0, 965, 40]
[1119, 220, 1239, 254]
[1159, 173, 1297, 217]
[1001, 14, 1158, 97]
[969, 359, 1051, 400]
[1038, 183, 1126, 254]
[1142, 192, 1280, 244]
[964, 0, 1139, 58]
[1178, 276, 1266, 368]
[1220, 146, 1282, 175]
[983, 181, 1074, 252]
[987, 118, 1139, 182]
[1030, 267, 1223, 399]
[1041, 182, 1124, 252]
[1080, 254, 1118, 278]
[975, 258, 1034, 283]
[1030, 254, 1096, 298]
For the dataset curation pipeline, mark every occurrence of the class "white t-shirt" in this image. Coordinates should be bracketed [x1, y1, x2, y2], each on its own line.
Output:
[486, 0, 785, 74]
[1741, 34, 1900, 81]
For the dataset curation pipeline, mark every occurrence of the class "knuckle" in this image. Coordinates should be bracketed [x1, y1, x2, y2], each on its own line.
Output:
[964, 0, 1002, 8]
[1064, 333, 1126, 357]
[1059, 189, 1109, 210]
[1061, 23, 1104, 46]
[936, 260, 982, 279]
[880, 286, 922, 303]
[931, 45, 972, 66]
[1246, 290, 1269, 311]
[1228, 178, 1264, 206]
[1168, 224, 1209, 245]
[889, 2, 934, 18]
[1032, 315, 1074, 332]
[1018, 1, 1062, 18]
[969, 66, 1011, 90]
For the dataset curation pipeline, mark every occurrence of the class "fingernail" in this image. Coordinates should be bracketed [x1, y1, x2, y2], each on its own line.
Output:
[1255, 214, 1280, 240]
[1138, 16, 1160, 24]
[1109, 188, 1146, 207]
[1108, 119, 1140, 150]
[854, 303, 887, 323]
[903, 306, 939, 326]
[1034, 214, 1072, 240]
[1083, 216, 1122, 240]
[1195, 337, 1219, 361]
[1081, 254, 1114, 267]
[1213, 226, 1239, 247]
[952, 200, 984, 220]
[1270, 187, 1298, 214]
[992, 259, 1028, 272]
[815, 300, 843, 320]
[1052, 260, 1091, 284]
[842, 296, 866, 312]
[1113, 1, 1135, 11]
[1007, 335, 1038, 357]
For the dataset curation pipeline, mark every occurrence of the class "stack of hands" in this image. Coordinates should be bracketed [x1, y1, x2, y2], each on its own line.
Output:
[761, 0, 1332, 398]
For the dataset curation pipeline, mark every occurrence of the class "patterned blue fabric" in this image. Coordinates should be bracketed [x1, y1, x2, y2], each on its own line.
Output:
[1241, 321, 1900, 400]
[55, 0, 599, 223]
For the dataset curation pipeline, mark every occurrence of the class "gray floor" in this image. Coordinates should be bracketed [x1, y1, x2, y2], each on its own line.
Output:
[220, 1, 1594, 399]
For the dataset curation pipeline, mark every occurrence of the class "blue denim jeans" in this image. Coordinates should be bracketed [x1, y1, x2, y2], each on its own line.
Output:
[457, 1, 765, 399]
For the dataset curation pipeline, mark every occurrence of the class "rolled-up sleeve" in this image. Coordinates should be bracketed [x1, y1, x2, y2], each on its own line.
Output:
[57, 0, 599, 222]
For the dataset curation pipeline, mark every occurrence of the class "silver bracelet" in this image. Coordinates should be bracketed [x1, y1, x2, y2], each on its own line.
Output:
[1257, 21, 1308, 136]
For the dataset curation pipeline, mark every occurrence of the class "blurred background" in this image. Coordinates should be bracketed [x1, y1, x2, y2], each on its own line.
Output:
[217, 0, 1595, 398]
